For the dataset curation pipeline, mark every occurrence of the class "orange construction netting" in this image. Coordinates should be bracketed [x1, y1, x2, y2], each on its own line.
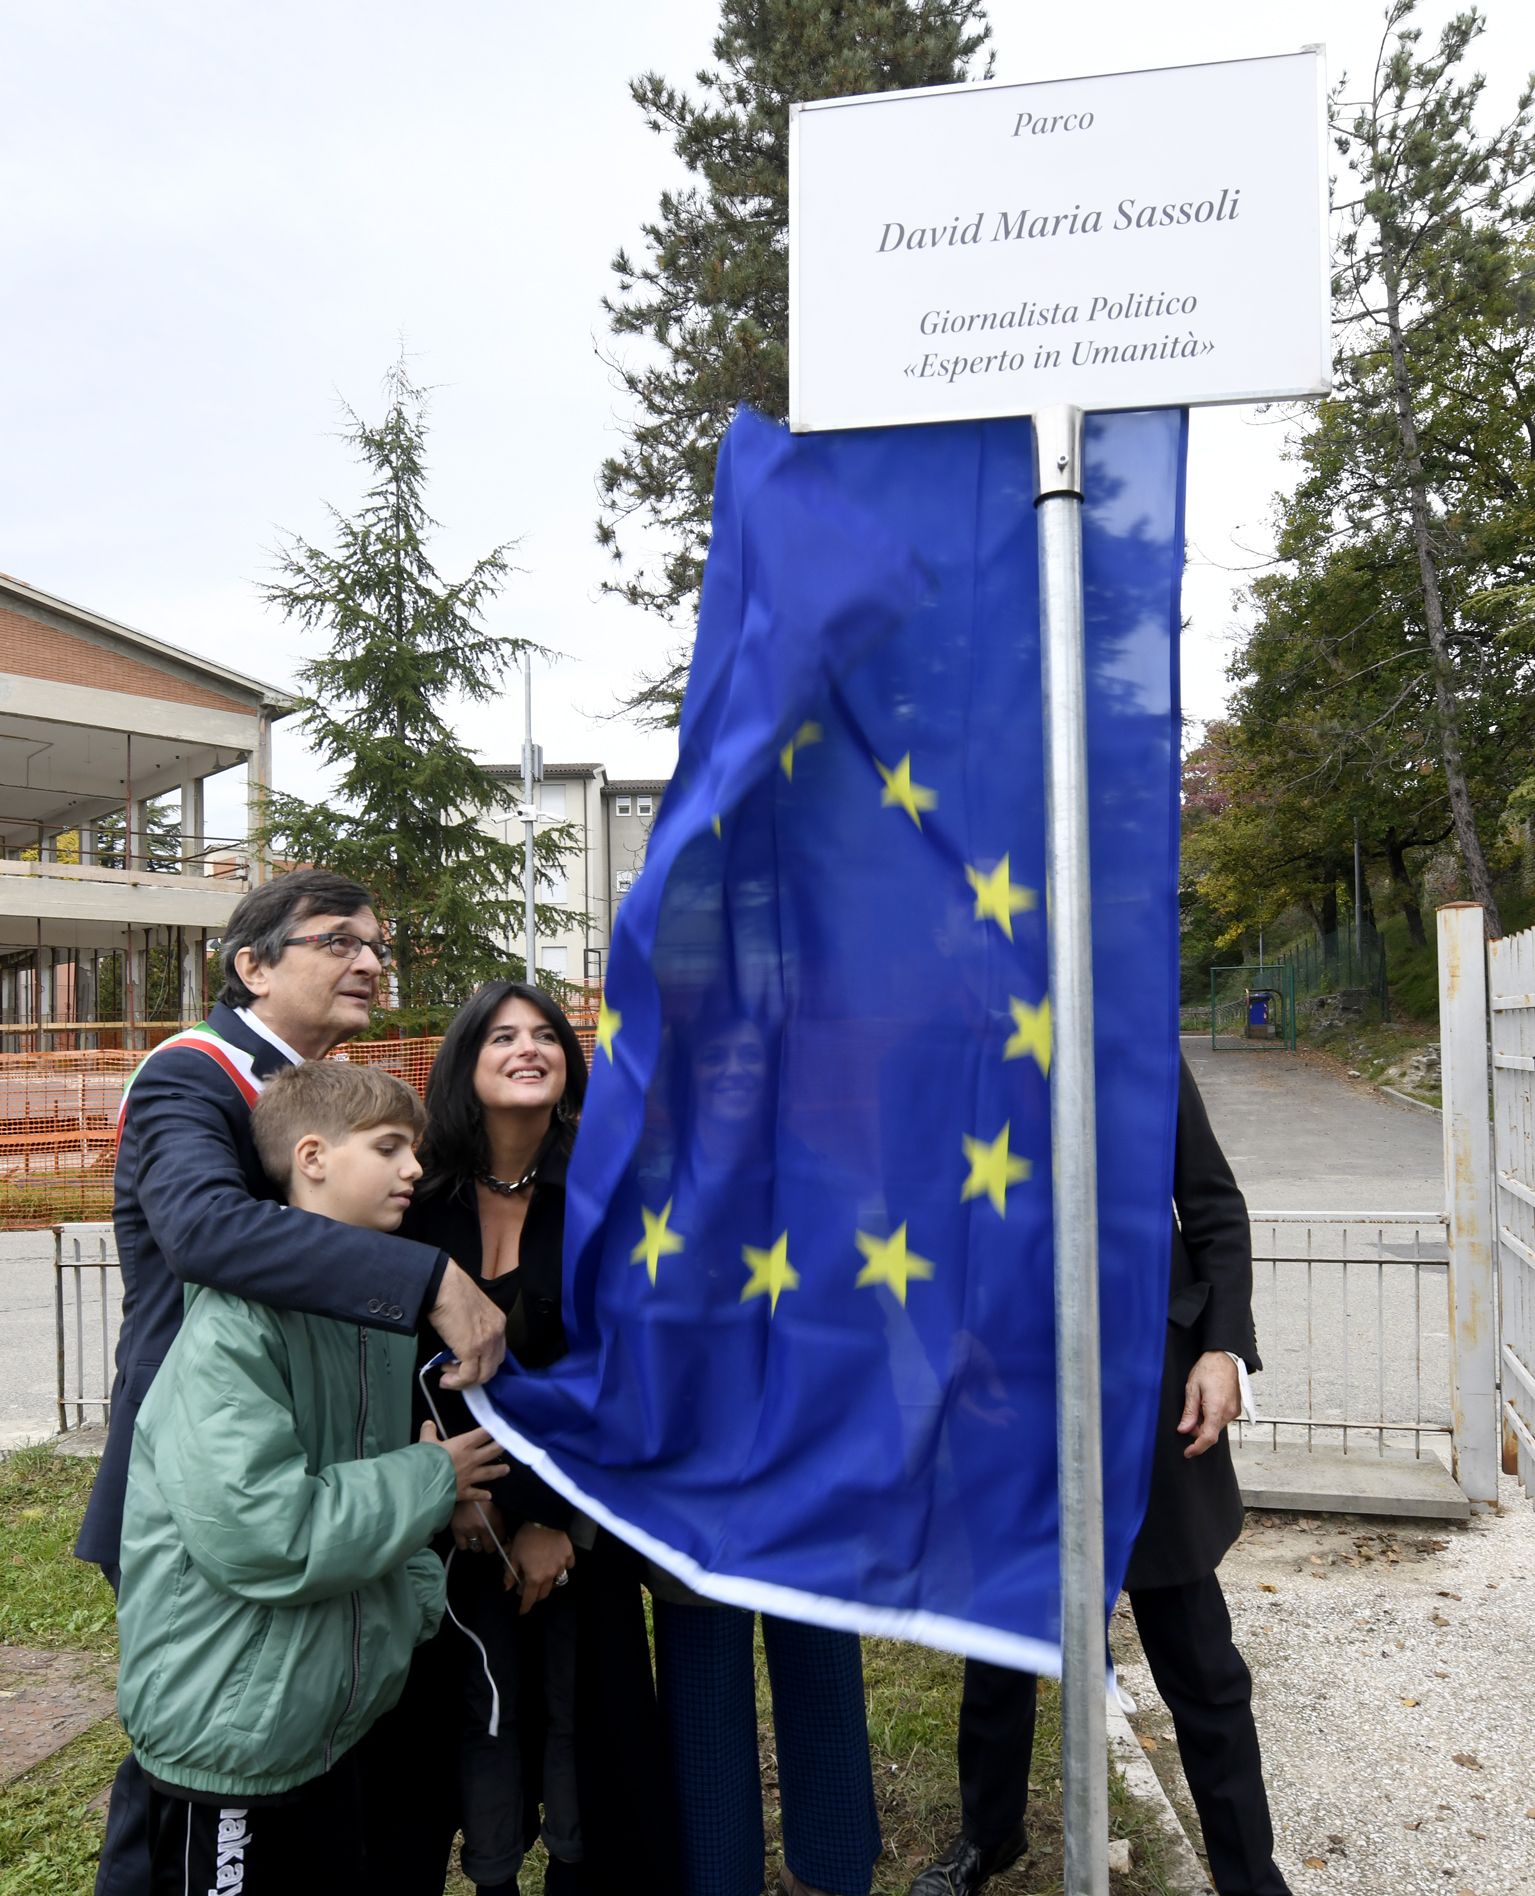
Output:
[0, 1018, 600, 1230]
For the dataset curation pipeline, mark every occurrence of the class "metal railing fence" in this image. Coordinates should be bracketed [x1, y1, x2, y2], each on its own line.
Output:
[1286, 920, 1390, 1020]
[55, 1211, 1456, 1464]
[1235, 1212, 1451, 1459]
[54, 1221, 119, 1431]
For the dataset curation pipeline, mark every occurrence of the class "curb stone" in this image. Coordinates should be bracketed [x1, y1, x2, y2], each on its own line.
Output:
[1106, 1702, 1214, 1895]
[1376, 1084, 1440, 1116]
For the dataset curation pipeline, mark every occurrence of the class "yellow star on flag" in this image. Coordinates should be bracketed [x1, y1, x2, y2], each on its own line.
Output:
[740, 1231, 800, 1314]
[965, 855, 1036, 940]
[874, 753, 938, 829]
[711, 813, 722, 837]
[961, 1122, 1031, 1217]
[854, 1222, 936, 1306]
[630, 1199, 686, 1286]
[1003, 995, 1052, 1074]
[779, 721, 823, 781]
[595, 997, 622, 1062]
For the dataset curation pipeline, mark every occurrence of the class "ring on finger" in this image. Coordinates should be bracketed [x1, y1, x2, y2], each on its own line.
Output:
[554, 1569, 570, 1587]
[467, 1536, 483, 1553]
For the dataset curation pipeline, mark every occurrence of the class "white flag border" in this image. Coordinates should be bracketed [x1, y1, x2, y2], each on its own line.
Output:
[464, 1381, 1114, 1682]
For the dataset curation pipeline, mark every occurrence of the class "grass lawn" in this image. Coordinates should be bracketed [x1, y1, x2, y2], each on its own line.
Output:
[2, 1445, 1179, 1896]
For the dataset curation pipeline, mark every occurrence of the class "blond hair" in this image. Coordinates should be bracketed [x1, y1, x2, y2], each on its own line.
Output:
[251, 1061, 425, 1190]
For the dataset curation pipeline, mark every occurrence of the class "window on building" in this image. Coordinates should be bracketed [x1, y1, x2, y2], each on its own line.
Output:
[637, 797, 653, 817]
[615, 797, 631, 816]
[538, 945, 568, 976]
[538, 783, 567, 817]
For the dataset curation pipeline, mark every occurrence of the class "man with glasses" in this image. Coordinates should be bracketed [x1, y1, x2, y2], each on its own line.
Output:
[79, 868, 508, 1896]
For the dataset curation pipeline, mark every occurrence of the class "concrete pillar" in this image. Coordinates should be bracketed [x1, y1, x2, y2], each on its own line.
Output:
[36, 946, 52, 1038]
[1437, 902, 1500, 1510]
[77, 950, 98, 1049]
[123, 932, 138, 1048]
[248, 712, 273, 886]
[179, 928, 203, 1024]
[128, 798, 149, 872]
[79, 822, 96, 867]
[181, 773, 205, 876]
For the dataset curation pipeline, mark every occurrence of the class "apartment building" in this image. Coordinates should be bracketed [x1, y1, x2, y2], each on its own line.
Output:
[482, 763, 668, 982]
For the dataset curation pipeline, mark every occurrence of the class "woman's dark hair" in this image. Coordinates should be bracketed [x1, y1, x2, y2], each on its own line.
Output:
[417, 981, 588, 1194]
[217, 868, 375, 1005]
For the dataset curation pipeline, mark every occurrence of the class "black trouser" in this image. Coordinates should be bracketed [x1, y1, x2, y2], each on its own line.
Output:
[959, 1573, 1291, 1896]
[145, 1753, 364, 1894]
[956, 1644, 1038, 1855]
[95, 1562, 151, 1896]
[96, 1747, 152, 1896]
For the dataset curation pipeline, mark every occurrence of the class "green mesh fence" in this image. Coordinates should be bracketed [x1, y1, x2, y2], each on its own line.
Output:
[1285, 923, 1390, 1025]
[1209, 960, 1296, 1052]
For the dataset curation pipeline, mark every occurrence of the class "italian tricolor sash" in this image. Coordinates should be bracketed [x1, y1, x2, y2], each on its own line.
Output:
[116, 1023, 265, 1139]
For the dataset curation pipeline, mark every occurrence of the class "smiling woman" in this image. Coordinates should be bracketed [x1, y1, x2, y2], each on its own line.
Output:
[357, 980, 676, 1895]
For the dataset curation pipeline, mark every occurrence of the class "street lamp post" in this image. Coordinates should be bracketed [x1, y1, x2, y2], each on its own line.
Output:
[522, 655, 537, 982]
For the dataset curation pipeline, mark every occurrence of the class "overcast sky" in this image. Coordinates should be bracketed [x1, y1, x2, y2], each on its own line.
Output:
[2, 1, 1529, 842]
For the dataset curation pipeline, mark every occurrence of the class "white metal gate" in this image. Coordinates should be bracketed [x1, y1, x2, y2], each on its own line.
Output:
[1489, 923, 1535, 1497]
[1235, 1212, 1450, 1457]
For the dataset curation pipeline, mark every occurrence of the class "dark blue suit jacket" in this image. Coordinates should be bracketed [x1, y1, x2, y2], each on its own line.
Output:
[76, 1001, 449, 1569]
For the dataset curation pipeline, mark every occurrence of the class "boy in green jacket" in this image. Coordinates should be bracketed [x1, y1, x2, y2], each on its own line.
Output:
[116, 1061, 510, 1891]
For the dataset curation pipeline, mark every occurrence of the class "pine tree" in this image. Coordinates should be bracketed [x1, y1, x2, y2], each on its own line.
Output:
[597, 0, 992, 723]
[1325, 1, 1535, 935]
[258, 359, 582, 1018]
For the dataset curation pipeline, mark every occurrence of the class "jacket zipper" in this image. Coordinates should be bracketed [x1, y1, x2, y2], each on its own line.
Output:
[324, 1328, 368, 1771]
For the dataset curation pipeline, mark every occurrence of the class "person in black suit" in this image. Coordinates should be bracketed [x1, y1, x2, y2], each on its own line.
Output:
[79, 868, 509, 1896]
[911, 1057, 1292, 1896]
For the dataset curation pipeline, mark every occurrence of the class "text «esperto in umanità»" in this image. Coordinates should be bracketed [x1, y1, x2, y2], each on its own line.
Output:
[875, 109, 1241, 388]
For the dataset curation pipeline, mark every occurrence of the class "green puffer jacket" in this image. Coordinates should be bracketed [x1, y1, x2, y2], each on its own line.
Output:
[117, 1284, 457, 1799]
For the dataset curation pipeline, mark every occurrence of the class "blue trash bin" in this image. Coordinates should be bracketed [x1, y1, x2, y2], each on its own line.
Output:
[1244, 989, 1277, 1038]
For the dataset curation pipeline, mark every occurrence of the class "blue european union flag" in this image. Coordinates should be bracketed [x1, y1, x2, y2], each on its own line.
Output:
[470, 407, 1185, 1671]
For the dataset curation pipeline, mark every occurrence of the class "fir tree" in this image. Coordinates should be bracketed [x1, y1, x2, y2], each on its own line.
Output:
[597, 0, 992, 723]
[258, 359, 581, 1017]
[1324, 1, 1535, 934]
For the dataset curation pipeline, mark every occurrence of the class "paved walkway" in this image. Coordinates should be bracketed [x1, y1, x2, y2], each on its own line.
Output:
[1181, 1036, 1443, 1214]
[1180, 1038, 1451, 1459]
[0, 1045, 1449, 1445]
[0, 1228, 75, 1449]
[1, 1039, 1519, 1896]
[1124, 1043, 1532, 1893]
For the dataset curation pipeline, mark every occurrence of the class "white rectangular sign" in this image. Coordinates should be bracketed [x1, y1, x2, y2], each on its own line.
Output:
[789, 50, 1330, 431]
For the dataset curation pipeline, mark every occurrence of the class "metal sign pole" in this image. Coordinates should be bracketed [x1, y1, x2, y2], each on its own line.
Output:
[1033, 404, 1108, 1896]
[522, 654, 537, 982]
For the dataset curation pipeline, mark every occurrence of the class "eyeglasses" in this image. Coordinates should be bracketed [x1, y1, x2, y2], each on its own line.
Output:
[282, 931, 394, 967]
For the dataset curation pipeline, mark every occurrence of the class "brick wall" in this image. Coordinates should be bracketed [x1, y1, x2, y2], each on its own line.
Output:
[0, 605, 248, 713]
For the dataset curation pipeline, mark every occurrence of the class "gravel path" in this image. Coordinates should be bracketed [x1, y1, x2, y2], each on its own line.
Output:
[1114, 1474, 1535, 1896]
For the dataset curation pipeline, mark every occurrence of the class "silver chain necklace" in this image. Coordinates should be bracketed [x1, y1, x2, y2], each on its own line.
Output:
[477, 1162, 539, 1196]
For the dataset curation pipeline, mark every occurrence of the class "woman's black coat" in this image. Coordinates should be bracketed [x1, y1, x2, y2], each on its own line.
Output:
[362, 1150, 678, 1891]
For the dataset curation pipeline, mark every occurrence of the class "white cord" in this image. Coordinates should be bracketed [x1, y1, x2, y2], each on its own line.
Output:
[439, 1546, 501, 1738]
[418, 1355, 521, 1739]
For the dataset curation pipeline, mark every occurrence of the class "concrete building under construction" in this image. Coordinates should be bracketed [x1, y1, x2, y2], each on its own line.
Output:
[0, 572, 296, 1049]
